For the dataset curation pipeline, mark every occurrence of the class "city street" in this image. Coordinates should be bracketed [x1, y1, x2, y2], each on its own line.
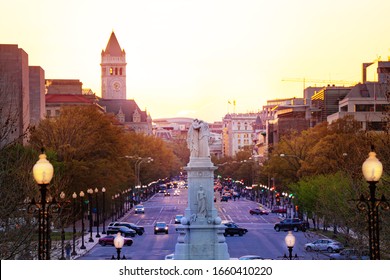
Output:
[78, 187, 330, 260]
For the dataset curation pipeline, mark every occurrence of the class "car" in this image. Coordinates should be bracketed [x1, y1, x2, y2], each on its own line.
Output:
[173, 190, 180, 196]
[106, 225, 136, 237]
[108, 222, 145, 235]
[220, 196, 229, 202]
[273, 218, 307, 232]
[304, 239, 344, 253]
[98, 235, 133, 246]
[223, 222, 248, 236]
[164, 191, 170, 196]
[165, 253, 175, 260]
[238, 255, 265, 260]
[174, 214, 183, 224]
[329, 248, 369, 260]
[154, 222, 169, 234]
[249, 209, 269, 215]
[271, 207, 287, 214]
[134, 205, 144, 214]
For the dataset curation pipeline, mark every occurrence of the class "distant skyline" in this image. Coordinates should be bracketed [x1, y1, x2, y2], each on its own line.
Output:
[2, 0, 390, 122]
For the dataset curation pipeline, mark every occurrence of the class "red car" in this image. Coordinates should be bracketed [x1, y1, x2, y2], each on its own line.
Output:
[271, 207, 287, 214]
[249, 209, 269, 215]
[98, 235, 133, 246]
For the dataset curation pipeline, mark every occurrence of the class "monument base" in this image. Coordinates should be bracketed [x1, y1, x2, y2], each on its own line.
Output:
[173, 156, 230, 260]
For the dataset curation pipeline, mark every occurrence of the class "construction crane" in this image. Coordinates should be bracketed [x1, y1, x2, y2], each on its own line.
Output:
[282, 78, 358, 90]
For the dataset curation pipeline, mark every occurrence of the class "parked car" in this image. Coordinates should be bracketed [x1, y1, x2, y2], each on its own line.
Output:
[154, 222, 169, 234]
[98, 235, 133, 246]
[238, 255, 264, 260]
[174, 215, 183, 224]
[173, 190, 180, 196]
[164, 191, 170, 197]
[220, 196, 229, 202]
[329, 248, 369, 260]
[165, 253, 175, 260]
[106, 225, 136, 237]
[271, 207, 287, 214]
[249, 209, 269, 215]
[223, 222, 248, 236]
[108, 222, 145, 235]
[273, 218, 307, 232]
[304, 239, 344, 253]
[134, 205, 144, 214]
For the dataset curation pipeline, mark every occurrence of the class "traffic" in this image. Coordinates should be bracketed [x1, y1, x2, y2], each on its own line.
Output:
[79, 181, 334, 260]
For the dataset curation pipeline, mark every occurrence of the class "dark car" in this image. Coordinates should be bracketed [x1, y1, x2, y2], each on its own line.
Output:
[106, 225, 136, 237]
[274, 218, 307, 232]
[98, 235, 133, 246]
[223, 222, 248, 236]
[329, 248, 369, 260]
[249, 209, 269, 215]
[271, 207, 287, 214]
[154, 222, 169, 234]
[164, 191, 170, 196]
[108, 222, 145, 235]
[220, 196, 229, 202]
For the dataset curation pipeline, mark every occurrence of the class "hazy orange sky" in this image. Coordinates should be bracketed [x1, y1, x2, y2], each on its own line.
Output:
[2, 0, 390, 122]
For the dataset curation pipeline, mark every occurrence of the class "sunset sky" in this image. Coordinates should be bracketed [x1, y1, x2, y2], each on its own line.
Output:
[2, 0, 390, 122]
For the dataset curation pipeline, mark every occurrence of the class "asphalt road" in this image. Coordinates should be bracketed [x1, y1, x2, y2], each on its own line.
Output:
[78, 188, 329, 260]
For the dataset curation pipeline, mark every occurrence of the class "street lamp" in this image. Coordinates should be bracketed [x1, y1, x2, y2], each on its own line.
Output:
[30, 151, 54, 260]
[59, 191, 66, 260]
[79, 191, 86, 249]
[87, 188, 94, 242]
[94, 188, 100, 238]
[71, 192, 77, 256]
[358, 150, 389, 260]
[284, 231, 297, 260]
[102, 187, 106, 234]
[113, 232, 126, 260]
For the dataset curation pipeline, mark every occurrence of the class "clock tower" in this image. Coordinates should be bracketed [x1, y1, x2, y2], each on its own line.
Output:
[101, 31, 126, 99]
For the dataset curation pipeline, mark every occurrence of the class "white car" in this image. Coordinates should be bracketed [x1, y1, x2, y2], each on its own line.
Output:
[134, 205, 144, 214]
[305, 239, 344, 253]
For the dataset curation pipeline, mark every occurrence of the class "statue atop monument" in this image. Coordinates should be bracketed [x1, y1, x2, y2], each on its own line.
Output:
[187, 119, 210, 158]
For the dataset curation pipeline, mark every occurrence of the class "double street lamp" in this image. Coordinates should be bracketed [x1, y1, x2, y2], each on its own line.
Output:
[87, 188, 94, 242]
[358, 150, 389, 260]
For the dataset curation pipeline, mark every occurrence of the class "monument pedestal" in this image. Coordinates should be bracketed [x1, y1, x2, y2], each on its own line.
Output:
[174, 157, 230, 260]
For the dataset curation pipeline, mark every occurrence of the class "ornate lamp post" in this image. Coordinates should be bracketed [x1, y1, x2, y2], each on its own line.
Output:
[102, 187, 106, 234]
[30, 151, 54, 260]
[94, 188, 100, 238]
[113, 232, 126, 260]
[59, 191, 66, 260]
[87, 188, 94, 242]
[71, 192, 77, 256]
[284, 231, 297, 260]
[79, 191, 86, 249]
[359, 150, 389, 260]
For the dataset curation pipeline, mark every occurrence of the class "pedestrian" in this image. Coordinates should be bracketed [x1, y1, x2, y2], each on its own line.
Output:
[65, 242, 72, 260]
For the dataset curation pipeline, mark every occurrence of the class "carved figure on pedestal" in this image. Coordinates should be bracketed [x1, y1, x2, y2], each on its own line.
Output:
[197, 186, 207, 218]
[187, 119, 210, 158]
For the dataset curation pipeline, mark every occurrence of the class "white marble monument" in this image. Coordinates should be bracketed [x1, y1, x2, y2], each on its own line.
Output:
[174, 119, 230, 260]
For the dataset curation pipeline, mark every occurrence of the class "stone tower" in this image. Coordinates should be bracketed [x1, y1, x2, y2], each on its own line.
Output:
[101, 31, 127, 100]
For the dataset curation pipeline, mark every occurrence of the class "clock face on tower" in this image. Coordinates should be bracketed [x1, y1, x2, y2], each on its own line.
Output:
[112, 81, 121, 91]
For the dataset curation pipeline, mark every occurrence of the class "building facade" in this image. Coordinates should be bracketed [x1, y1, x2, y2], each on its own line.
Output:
[0, 44, 45, 147]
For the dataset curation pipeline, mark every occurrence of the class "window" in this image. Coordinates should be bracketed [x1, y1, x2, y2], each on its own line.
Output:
[355, 104, 374, 112]
[115, 68, 118, 75]
[120, 68, 123, 75]
[46, 110, 51, 117]
[110, 67, 113, 75]
[55, 110, 60, 116]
